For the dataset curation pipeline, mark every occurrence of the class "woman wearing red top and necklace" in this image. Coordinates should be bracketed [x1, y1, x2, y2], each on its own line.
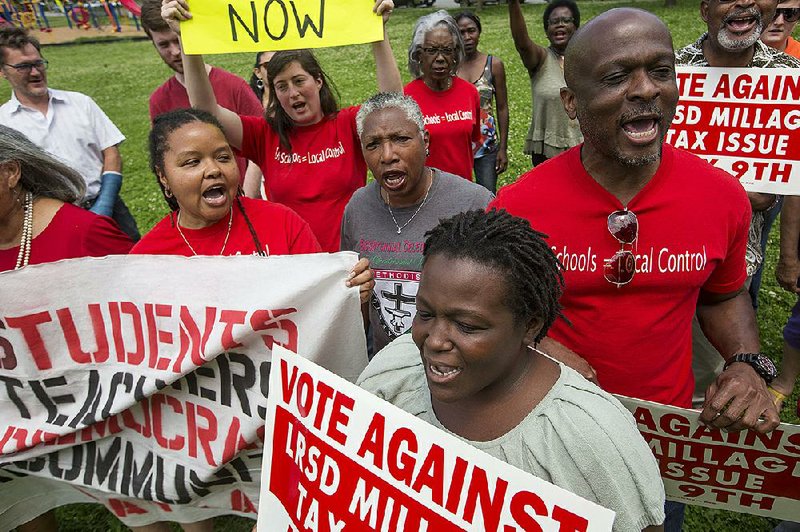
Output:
[0, 125, 132, 272]
[159, 0, 403, 253]
[404, 10, 481, 181]
[0, 128, 132, 531]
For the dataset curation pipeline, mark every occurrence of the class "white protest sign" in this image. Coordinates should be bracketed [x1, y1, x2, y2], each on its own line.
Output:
[617, 395, 800, 520]
[258, 345, 616, 531]
[667, 67, 800, 195]
[0, 253, 367, 528]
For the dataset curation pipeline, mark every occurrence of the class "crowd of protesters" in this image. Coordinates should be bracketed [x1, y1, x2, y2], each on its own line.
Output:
[1, 0, 800, 529]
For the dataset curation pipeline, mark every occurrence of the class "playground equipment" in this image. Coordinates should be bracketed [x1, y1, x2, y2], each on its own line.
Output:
[0, 0, 142, 33]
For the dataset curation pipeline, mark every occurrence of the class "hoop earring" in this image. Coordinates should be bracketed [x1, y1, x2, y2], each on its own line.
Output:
[256, 78, 264, 90]
[164, 187, 174, 199]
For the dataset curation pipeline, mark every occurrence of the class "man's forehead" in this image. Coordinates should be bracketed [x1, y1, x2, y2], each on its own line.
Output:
[1, 44, 42, 63]
[150, 28, 178, 43]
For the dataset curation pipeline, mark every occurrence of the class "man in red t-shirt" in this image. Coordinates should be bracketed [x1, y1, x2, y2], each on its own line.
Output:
[140, 0, 264, 197]
[491, 9, 780, 432]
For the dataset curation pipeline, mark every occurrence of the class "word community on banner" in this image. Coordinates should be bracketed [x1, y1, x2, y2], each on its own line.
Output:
[0, 253, 367, 528]
[258, 345, 616, 532]
[668, 66, 800, 195]
[181, 0, 384, 54]
[616, 395, 800, 521]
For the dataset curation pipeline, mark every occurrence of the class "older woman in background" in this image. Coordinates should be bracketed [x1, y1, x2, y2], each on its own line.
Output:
[509, 0, 583, 166]
[341, 92, 493, 354]
[248, 50, 275, 109]
[0, 125, 132, 272]
[405, 10, 481, 181]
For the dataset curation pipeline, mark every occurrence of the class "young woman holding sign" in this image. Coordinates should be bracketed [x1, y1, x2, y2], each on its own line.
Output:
[358, 210, 666, 532]
[160, 0, 403, 253]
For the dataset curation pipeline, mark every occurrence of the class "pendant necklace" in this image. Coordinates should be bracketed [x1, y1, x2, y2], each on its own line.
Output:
[385, 169, 434, 235]
[14, 191, 34, 270]
[176, 207, 234, 256]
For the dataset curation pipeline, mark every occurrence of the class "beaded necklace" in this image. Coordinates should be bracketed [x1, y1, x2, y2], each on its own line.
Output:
[14, 192, 33, 270]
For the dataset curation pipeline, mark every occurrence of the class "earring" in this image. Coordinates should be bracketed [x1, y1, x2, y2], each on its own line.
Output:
[426, 147, 430, 157]
[164, 187, 174, 199]
[256, 78, 264, 90]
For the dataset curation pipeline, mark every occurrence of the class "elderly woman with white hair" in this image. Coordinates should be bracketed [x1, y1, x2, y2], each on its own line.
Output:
[404, 10, 481, 181]
[340, 92, 493, 354]
[0, 124, 132, 272]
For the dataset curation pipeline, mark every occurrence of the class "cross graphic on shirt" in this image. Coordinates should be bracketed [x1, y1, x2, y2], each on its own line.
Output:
[381, 282, 416, 333]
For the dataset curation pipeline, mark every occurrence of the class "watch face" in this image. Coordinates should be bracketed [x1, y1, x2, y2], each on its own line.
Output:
[754, 354, 778, 379]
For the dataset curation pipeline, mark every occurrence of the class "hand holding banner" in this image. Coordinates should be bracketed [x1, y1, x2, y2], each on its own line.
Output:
[617, 395, 800, 521]
[180, 0, 384, 55]
[259, 345, 616, 531]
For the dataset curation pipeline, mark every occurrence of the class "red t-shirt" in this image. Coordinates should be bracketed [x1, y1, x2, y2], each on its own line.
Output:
[149, 67, 264, 181]
[131, 197, 321, 257]
[404, 77, 481, 181]
[0, 203, 132, 271]
[490, 144, 750, 407]
[238, 106, 366, 253]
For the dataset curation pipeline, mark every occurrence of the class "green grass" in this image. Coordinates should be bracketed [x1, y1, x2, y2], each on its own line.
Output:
[2, 1, 798, 529]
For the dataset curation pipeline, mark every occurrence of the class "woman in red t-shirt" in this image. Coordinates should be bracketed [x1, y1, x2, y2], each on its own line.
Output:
[0, 128, 132, 531]
[160, 0, 403, 253]
[404, 10, 481, 181]
[128, 108, 373, 531]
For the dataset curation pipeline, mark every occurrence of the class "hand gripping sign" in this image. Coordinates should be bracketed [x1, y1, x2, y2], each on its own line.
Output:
[258, 345, 616, 532]
[616, 395, 800, 521]
[180, 0, 384, 54]
[667, 67, 800, 195]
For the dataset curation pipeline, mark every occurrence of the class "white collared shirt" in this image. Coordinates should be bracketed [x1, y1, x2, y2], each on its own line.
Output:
[0, 89, 125, 200]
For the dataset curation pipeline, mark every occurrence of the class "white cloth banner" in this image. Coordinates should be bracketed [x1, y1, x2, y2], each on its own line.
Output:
[0, 253, 367, 528]
[258, 345, 616, 531]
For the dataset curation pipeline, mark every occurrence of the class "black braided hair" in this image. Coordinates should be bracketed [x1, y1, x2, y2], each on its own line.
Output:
[422, 209, 565, 344]
[235, 196, 267, 256]
[149, 108, 228, 212]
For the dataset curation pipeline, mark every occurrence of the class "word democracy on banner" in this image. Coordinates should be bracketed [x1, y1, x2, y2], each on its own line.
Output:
[258, 345, 616, 532]
[180, 0, 383, 55]
[667, 66, 800, 195]
[0, 254, 367, 528]
[616, 395, 800, 521]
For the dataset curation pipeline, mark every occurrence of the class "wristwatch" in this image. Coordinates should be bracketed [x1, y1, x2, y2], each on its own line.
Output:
[723, 353, 777, 384]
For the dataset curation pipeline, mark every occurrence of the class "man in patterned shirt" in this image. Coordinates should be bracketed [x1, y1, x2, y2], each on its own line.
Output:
[677, 0, 800, 412]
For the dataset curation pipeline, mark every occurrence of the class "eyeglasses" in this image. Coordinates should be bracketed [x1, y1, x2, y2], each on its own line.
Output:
[2, 59, 48, 73]
[603, 209, 638, 286]
[421, 46, 455, 58]
[547, 16, 575, 27]
[774, 7, 800, 22]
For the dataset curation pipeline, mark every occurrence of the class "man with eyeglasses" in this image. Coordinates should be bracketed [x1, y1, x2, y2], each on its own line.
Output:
[762, 0, 800, 57]
[491, 10, 779, 529]
[139, 0, 265, 198]
[0, 27, 140, 241]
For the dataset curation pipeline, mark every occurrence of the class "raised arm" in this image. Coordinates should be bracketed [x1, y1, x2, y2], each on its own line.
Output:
[161, 0, 245, 148]
[509, 0, 547, 75]
[372, 0, 402, 93]
[491, 56, 509, 174]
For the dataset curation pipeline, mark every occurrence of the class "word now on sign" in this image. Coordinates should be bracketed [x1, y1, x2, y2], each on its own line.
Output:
[181, 0, 384, 54]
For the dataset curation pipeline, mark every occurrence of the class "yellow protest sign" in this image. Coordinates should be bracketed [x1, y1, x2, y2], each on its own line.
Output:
[180, 0, 384, 55]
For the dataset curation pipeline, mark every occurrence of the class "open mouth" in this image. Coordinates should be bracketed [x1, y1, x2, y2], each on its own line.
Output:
[291, 101, 307, 113]
[201, 184, 228, 207]
[381, 170, 406, 191]
[427, 362, 463, 383]
[621, 117, 659, 144]
[724, 10, 760, 34]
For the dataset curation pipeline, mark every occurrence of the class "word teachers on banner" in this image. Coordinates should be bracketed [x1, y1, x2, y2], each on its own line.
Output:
[668, 66, 800, 195]
[258, 345, 616, 532]
[0, 253, 367, 529]
[180, 0, 384, 55]
[616, 395, 800, 521]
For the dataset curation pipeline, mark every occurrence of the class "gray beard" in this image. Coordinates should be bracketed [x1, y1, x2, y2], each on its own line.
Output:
[717, 20, 763, 51]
